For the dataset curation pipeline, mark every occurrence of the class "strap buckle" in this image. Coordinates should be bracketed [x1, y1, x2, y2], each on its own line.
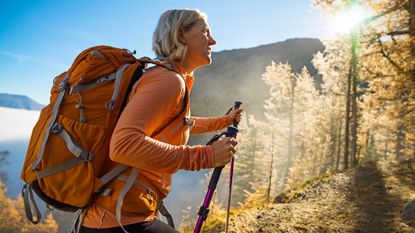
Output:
[184, 117, 195, 126]
[58, 77, 69, 92]
[80, 151, 94, 161]
[51, 122, 63, 134]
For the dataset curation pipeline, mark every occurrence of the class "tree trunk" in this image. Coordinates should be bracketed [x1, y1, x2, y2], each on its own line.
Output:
[300, 142, 305, 159]
[312, 145, 317, 176]
[351, 31, 359, 166]
[344, 63, 352, 170]
[287, 78, 295, 168]
[329, 117, 337, 173]
[267, 130, 275, 202]
[336, 99, 343, 172]
[281, 76, 296, 187]
[250, 136, 257, 180]
[396, 121, 405, 158]
[351, 78, 358, 165]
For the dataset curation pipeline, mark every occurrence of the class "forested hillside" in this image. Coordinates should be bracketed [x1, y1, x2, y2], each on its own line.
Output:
[191, 38, 324, 120]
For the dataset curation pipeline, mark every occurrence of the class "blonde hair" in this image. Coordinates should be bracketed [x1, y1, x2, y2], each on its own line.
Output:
[152, 9, 207, 62]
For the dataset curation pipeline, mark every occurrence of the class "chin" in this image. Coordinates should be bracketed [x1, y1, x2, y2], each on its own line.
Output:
[197, 58, 212, 68]
[205, 55, 213, 65]
[193, 55, 213, 69]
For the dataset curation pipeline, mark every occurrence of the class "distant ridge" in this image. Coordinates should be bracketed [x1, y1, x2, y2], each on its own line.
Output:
[0, 93, 44, 110]
[192, 38, 324, 118]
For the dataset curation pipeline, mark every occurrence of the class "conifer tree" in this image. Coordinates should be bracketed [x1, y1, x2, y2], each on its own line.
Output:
[312, 40, 350, 170]
[262, 62, 295, 189]
[232, 114, 269, 205]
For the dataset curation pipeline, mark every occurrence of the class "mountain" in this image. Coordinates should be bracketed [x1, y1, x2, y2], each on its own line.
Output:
[187, 38, 324, 145]
[192, 38, 324, 119]
[0, 93, 44, 110]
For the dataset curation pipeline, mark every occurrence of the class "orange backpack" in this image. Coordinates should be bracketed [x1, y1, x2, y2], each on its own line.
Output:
[20, 45, 177, 226]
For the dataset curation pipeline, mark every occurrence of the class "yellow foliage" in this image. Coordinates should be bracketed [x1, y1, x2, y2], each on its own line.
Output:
[179, 196, 227, 233]
[239, 182, 270, 209]
[0, 180, 58, 233]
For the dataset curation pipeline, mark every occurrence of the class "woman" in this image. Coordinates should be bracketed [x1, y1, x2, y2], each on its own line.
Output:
[80, 9, 242, 233]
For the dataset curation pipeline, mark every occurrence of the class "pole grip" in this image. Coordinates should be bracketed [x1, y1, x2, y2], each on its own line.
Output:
[232, 101, 242, 127]
[225, 126, 238, 138]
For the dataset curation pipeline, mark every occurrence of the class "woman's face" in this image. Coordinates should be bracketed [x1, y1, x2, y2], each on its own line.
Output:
[182, 19, 216, 69]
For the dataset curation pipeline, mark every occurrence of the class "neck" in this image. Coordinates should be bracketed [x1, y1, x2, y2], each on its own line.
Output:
[178, 59, 198, 76]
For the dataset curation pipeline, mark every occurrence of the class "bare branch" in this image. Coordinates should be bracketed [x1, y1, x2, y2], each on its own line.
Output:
[376, 37, 405, 72]
[387, 30, 410, 36]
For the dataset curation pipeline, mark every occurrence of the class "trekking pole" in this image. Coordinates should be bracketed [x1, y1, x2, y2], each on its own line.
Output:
[194, 101, 242, 233]
[225, 103, 241, 233]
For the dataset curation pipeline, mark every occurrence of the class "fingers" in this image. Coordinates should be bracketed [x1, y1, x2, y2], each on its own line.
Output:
[211, 137, 238, 167]
[223, 137, 238, 158]
[232, 108, 243, 122]
[225, 137, 237, 154]
[229, 145, 236, 154]
[226, 137, 238, 146]
[235, 108, 243, 115]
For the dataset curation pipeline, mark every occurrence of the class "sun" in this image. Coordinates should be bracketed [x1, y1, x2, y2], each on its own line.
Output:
[330, 4, 373, 35]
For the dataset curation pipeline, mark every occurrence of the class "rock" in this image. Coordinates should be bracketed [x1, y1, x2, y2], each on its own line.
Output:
[274, 194, 286, 203]
[401, 199, 415, 220]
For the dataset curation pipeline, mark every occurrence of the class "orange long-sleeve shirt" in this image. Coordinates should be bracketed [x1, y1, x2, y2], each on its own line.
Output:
[82, 64, 233, 228]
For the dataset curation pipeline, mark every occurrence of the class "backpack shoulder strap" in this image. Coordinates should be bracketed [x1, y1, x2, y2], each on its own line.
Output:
[137, 58, 182, 76]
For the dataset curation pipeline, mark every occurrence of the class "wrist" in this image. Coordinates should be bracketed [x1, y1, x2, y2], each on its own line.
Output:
[206, 145, 215, 168]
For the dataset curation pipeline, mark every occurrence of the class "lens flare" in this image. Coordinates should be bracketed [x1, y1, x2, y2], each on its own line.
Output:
[330, 5, 373, 34]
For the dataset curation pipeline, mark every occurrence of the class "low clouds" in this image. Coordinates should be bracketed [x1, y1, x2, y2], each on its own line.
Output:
[0, 107, 39, 141]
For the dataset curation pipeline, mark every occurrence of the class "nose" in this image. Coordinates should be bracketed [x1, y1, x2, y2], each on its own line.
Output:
[208, 35, 216, 46]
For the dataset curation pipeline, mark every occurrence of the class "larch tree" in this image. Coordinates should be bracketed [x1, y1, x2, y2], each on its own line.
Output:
[285, 67, 329, 188]
[262, 62, 330, 190]
[232, 114, 270, 206]
[312, 0, 415, 162]
[312, 39, 351, 170]
[262, 62, 296, 190]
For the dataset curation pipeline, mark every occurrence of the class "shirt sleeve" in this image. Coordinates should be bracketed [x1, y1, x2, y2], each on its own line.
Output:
[190, 115, 233, 135]
[109, 71, 215, 172]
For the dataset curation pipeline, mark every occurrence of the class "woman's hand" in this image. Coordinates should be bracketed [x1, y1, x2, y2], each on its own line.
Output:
[228, 108, 243, 123]
[210, 137, 237, 167]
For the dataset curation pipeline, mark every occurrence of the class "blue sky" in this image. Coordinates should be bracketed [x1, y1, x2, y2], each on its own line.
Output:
[0, 0, 326, 104]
